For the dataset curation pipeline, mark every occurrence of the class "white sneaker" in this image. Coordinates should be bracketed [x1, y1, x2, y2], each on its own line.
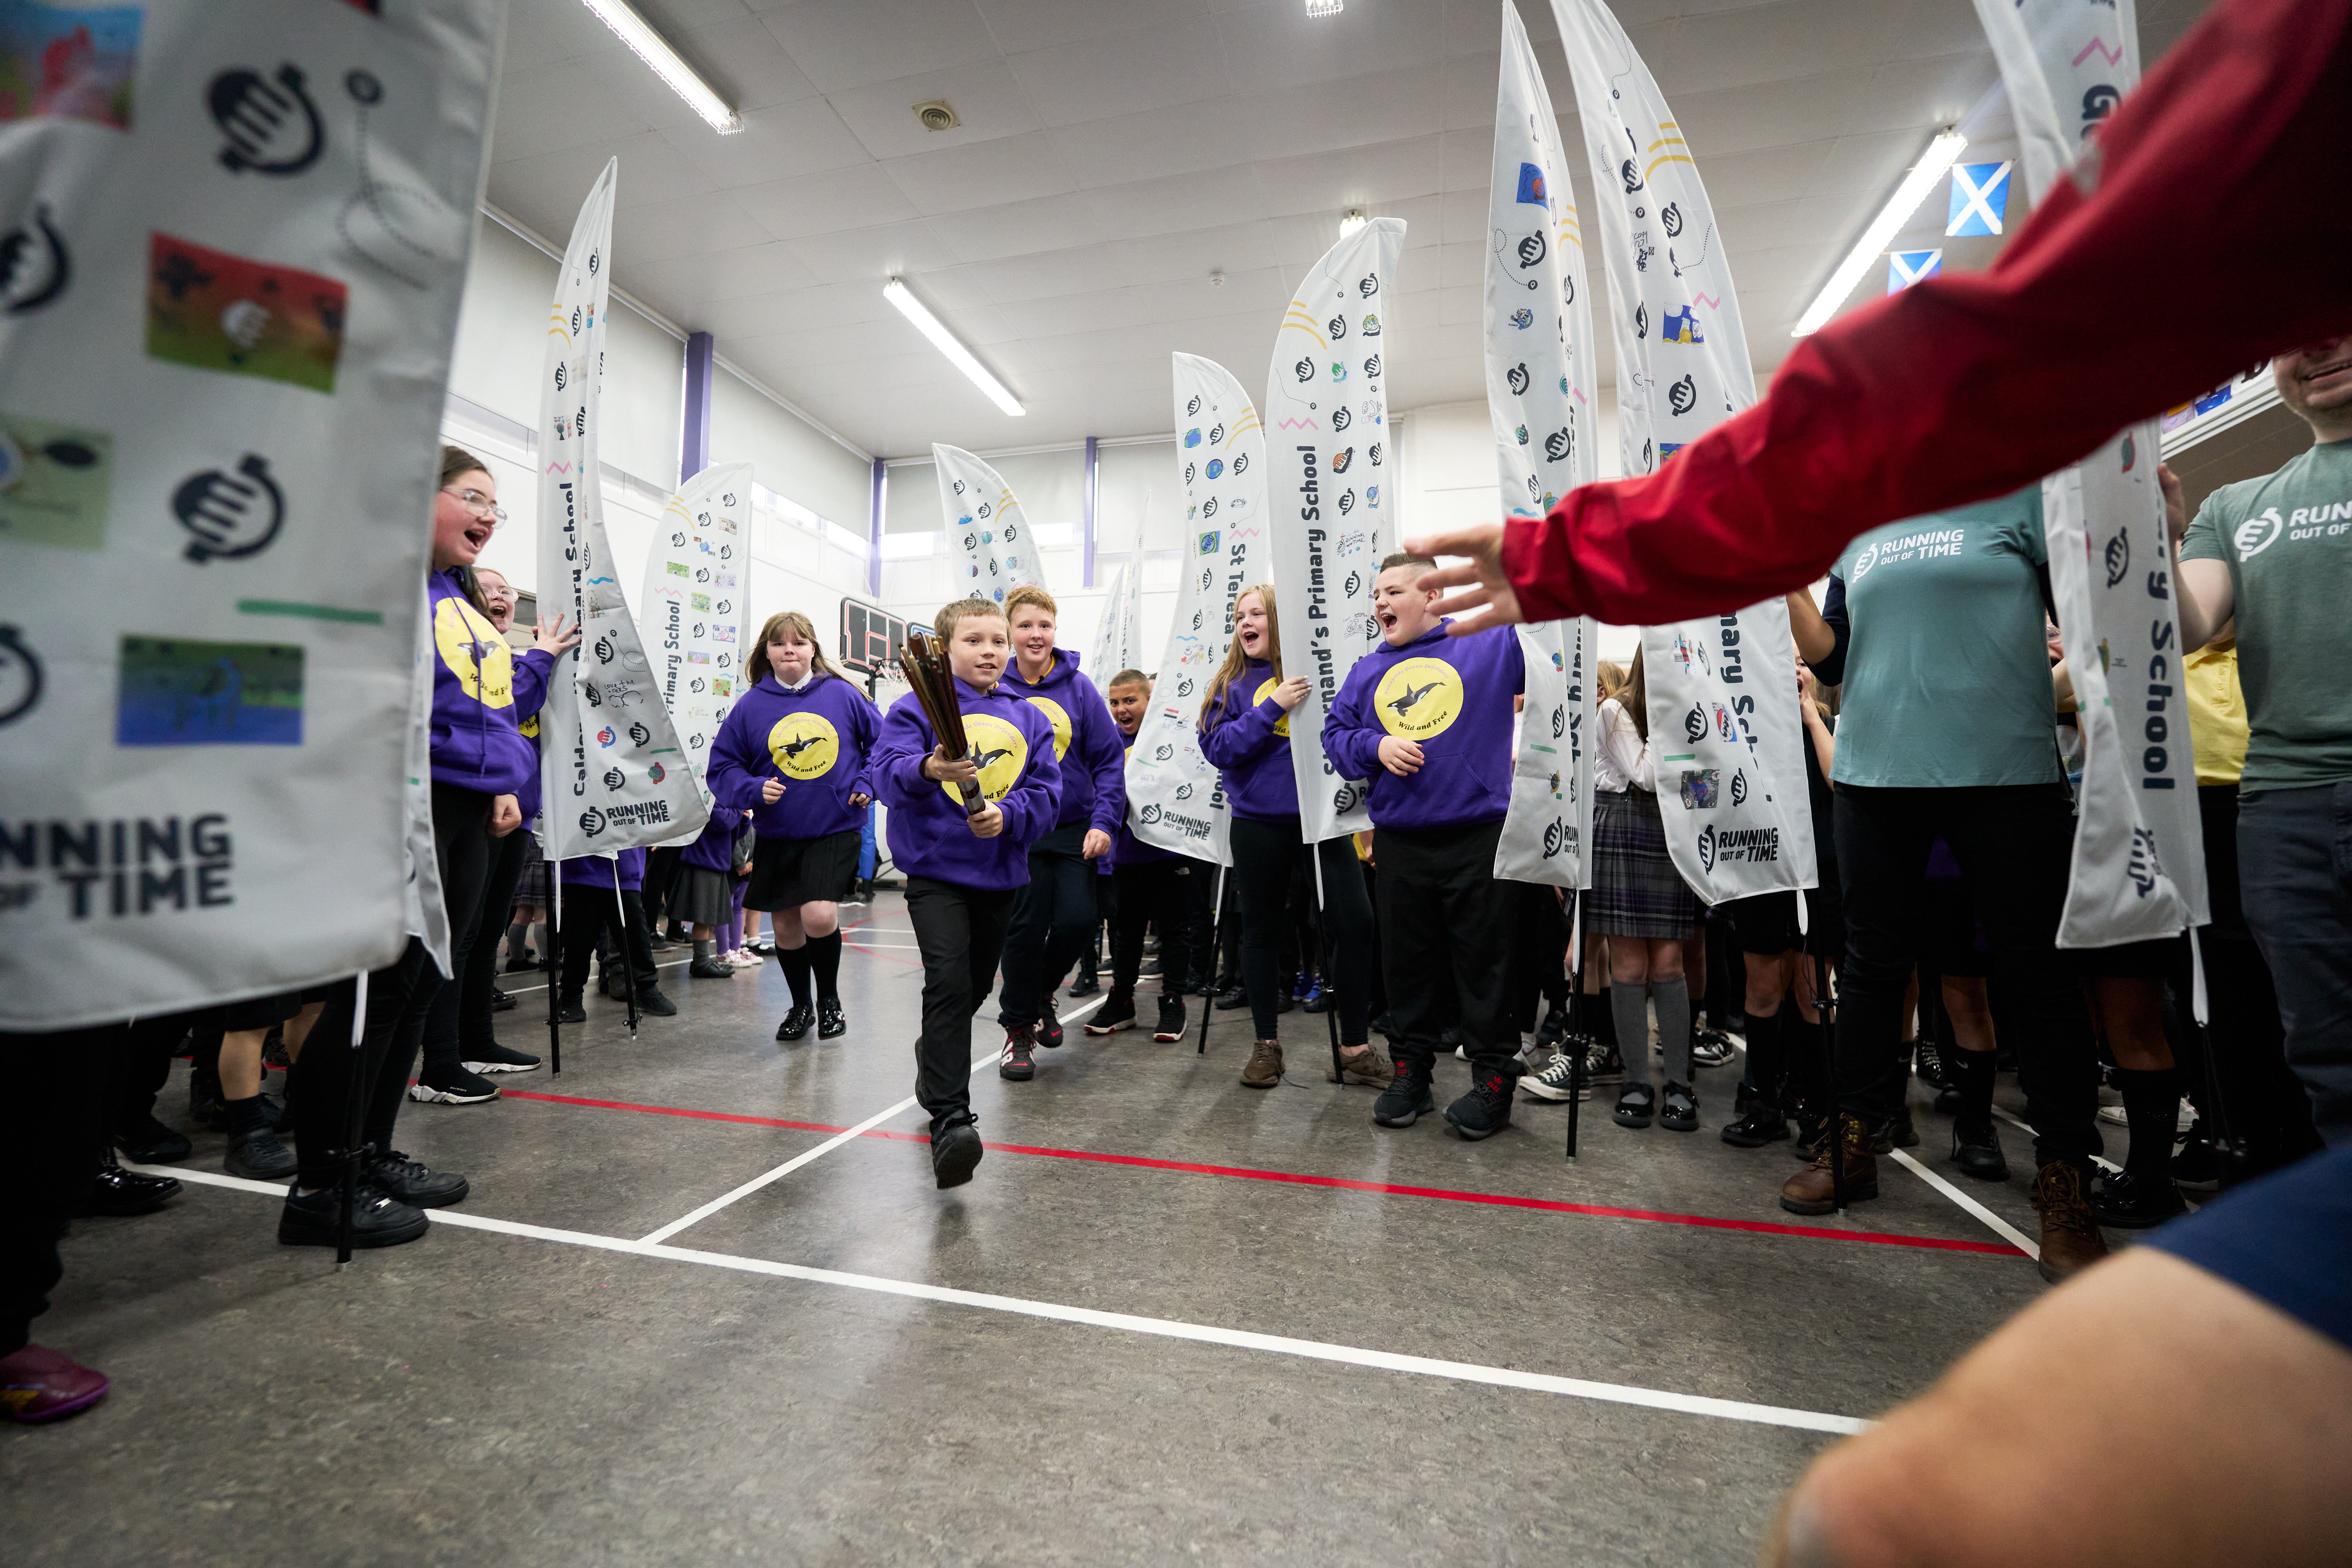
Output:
[1520, 1051, 1586, 1102]
[726, 950, 763, 969]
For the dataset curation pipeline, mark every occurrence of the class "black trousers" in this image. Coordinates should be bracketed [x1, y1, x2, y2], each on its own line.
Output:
[285, 938, 440, 1189]
[1229, 815, 1372, 1045]
[1504, 878, 1571, 1034]
[996, 821, 1097, 1030]
[405, 782, 495, 1076]
[558, 884, 658, 1002]
[1, 1024, 116, 1354]
[907, 876, 1016, 1131]
[423, 818, 527, 1074]
[1111, 859, 1193, 999]
[1376, 820, 1517, 1072]
[644, 844, 684, 930]
[1833, 782, 2100, 1167]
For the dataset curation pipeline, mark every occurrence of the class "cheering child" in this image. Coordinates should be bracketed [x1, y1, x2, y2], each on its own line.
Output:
[1323, 554, 1526, 1139]
[1085, 669, 1195, 1042]
[876, 599, 1062, 1187]
[708, 610, 880, 1042]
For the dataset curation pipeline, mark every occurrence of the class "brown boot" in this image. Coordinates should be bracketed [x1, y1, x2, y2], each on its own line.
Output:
[1240, 1038, 1283, 1089]
[2031, 1159, 2111, 1284]
[1779, 1113, 1879, 1215]
[1329, 1043, 1393, 1086]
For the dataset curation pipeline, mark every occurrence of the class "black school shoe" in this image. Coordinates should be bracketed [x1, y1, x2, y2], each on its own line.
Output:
[225, 1125, 297, 1181]
[278, 1184, 428, 1249]
[1067, 972, 1101, 998]
[1213, 984, 1250, 1011]
[689, 956, 735, 979]
[369, 1151, 468, 1208]
[1153, 995, 1187, 1042]
[490, 987, 517, 1013]
[1722, 1101, 1788, 1147]
[115, 1113, 191, 1164]
[1952, 1118, 2009, 1181]
[79, 1152, 180, 1217]
[2090, 1168, 2188, 1229]
[931, 1118, 983, 1189]
[1659, 1081, 1699, 1132]
[776, 1004, 815, 1042]
[1613, 1083, 1655, 1128]
[558, 999, 587, 1024]
[1085, 994, 1137, 1036]
[1373, 1057, 1436, 1127]
[818, 999, 847, 1040]
[1444, 1069, 1517, 1141]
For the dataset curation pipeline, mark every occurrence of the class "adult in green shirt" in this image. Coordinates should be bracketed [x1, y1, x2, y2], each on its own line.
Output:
[2175, 331, 2352, 1145]
[1786, 490, 2105, 1279]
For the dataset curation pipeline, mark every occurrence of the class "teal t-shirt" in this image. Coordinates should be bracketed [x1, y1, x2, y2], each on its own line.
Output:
[2178, 437, 2352, 791]
[1829, 490, 2062, 789]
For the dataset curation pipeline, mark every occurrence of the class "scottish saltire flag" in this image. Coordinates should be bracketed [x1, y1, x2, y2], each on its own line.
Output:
[1887, 249, 1942, 292]
[1945, 160, 2012, 236]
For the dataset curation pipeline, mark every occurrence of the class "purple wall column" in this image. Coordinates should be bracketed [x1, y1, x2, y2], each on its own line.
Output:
[1082, 435, 1099, 588]
[868, 456, 886, 597]
[680, 330, 715, 482]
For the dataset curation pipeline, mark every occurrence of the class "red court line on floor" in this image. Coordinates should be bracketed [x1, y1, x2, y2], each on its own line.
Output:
[499, 1088, 2023, 1257]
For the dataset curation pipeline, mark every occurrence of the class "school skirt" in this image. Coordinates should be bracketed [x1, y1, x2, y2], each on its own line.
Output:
[668, 863, 739, 929]
[513, 834, 553, 908]
[743, 829, 861, 911]
[1590, 788, 1699, 939]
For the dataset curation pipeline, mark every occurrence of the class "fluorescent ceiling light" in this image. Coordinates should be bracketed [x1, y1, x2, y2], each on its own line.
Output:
[1306, 0, 1344, 15]
[884, 278, 1025, 417]
[1791, 129, 1967, 337]
[579, 0, 741, 134]
[1339, 208, 1367, 237]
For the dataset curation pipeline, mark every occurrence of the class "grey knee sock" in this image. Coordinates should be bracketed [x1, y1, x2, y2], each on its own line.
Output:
[694, 938, 713, 961]
[1655, 977, 1693, 1085]
[1611, 984, 1653, 1087]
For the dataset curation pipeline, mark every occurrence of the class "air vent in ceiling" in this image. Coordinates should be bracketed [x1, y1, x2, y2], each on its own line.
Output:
[914, 100, 959, 132]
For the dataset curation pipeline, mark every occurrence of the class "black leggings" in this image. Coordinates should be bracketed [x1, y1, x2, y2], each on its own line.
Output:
[1111, 859, 1194, 999]
[423, 818, 527, 1072]
[1228, 816, 1372, 1045]
[558, 883, 657, 1003]
[1833, 782, 2099, 1167]
[287, 939, 440, 1189]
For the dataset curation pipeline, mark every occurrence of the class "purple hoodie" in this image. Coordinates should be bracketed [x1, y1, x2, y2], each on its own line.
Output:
[875, 676, 1061, 891]
[706, 671, 880, 841]
[560, 846, 646, 892]
[1322, 620, 1524, 832]
[427, 568, 552, 797]
[1006, 646, 1123, 834]
[1199, 656, 1299, 823]
[680, 806, 752, 873]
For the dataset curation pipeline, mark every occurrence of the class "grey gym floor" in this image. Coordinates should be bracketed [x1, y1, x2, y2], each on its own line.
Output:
[7, 890, 2135, 1566]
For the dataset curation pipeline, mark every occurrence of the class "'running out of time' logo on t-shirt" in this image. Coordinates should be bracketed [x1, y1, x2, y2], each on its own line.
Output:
[1852, 528, 1965, 577]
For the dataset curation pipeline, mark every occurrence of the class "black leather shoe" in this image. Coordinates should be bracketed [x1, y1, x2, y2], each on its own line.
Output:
[1213, 984, 1249, 1011]
[368, 1151, 469, 1209]
[278, 1184, 428, 1249]
[931, 1119, 983, 1189]
[817, 1000, 847, 1039]
[490, 986, 517, 1013]
[79, 1152, 181, 1217]
[2091, 1167, 2187, 1228]
[636, 987, 679, 1018]
[1720, 1103, 1788, 1148]
[776, 1004, 814, 1042]
[114, 1114, 191, 1164]
[558, 999, 587, 1024]
[1952, 1118, 2009, 1181]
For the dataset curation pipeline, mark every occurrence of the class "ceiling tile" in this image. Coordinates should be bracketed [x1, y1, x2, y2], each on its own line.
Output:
[955, 244, 1125, 304]
[1249, 62, 1441, 159]
[1042, 99, 1269, 190]
[1253, 134, 1444, 219]
[974, 0, 1209, 54]
[884, 131, 1078, 215]
[625, 241, 824, 309]
[733, 162, 919, 240]
[654, 100, 877, 191]
[758, 0, 1001, 93]
[609, 189, 779, 265]
[1213, 0, 1446, 96]
[825, 58, 1045, 160]
[1081, 165, 1268, 241]
[1008, 16, 1234, 129]
[489, 61, 654, 162]
[500, 0, 621, 72]
[785, 218, 965, 283]
[930, 191, 1108, 264]
[1103, 219, 1280, 286]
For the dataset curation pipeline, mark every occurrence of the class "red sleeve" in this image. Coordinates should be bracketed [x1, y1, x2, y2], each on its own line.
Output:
[1505, 0, 2352, 626]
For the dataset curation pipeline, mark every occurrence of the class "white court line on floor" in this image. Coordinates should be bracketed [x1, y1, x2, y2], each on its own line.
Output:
[635, 991, 1109, 1245]
[128, 1162, 1870, 1438]
[841, 942, 923, 950]
[1989, 1105, 2124, 1174]
[501, 957, 692, 998]
[1887, 1150, 2039, 1259]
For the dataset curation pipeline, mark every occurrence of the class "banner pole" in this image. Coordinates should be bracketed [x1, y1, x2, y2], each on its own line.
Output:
[1813, 918, 1844, 1215]
[336, 967, 370, 1270]
[548, 875, 563, 1076]
[1565, 889, 1582, 1161]
[1312, 847, 1341, 1084]
[1198, 865, 1225, 1056]
[614, 861, 640, 1038]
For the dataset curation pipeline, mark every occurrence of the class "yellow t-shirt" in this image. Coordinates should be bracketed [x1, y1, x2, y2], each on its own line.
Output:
[2185, 642, 2249, 786]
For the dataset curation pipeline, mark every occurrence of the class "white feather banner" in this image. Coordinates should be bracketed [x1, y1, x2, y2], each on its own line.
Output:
[1488, 0, 1600, 889]
[1125, 354, 1270, 865]
[1265, 216, 1405, 846]
[1972, 0, 2205, 943]
[934, 443, 1045, 606]
[639, 460, 752, 848]
[535, 161, 711, 862]
[1553, 0, 1816, 903]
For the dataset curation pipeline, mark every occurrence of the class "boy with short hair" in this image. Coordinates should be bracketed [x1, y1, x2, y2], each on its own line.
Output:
[993, 584, 1125, 1074]
[1323, 554, 1527, 1139]
[1085, 669, 1195, 1043]
[873, 599, 1062, 1187]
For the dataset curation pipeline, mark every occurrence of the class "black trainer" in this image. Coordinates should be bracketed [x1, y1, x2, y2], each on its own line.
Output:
[2091, 1168, 2187, 1229]
[1613, 1083, 1655, 1129]
[407, 1065, 500, 1105]
[114, 1113, 191, 1164]
[463, 1042, 542, 1074]
[1152, 995, 1187, 1042]
[1586, 1044, 1625, 1084]
[818, 999, 847, 1039]
[2171, 1121, 2221, 1192]
[1720, 1102, 1788, 1147]
[558, 1000, 587, 1024]
[368, 1151, 469, 1208]
[1952, 1118, 2009, 1181]
[999, 1027, 1037, 1081]
[1535, 1002, 1568, 1048]
[278, 1184, 428, 1249]
[1913, 1037, 1950, 1091]
[636, 987, 678, 1018]
[1213, 984, 1250, 1011]
[931, 1118, 983, 1189]
[490, 986, 517, 1013]
[1036, 1013, 1065, 1049]
[506, 952, 540, 973]
[225, 1125, 297, 1181]
[1444, 1069, 1516, 1141]
[1872, 1104, 1921, 1152]
[776, 1004, 815, 1042]
[1372, 1057, 1436, 1128]
[1085, 994, 1136, 1036]
[1067, 972, 1101, 998]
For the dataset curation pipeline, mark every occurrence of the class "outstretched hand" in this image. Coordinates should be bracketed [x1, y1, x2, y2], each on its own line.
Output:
[1402, 524, 1524, 635]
